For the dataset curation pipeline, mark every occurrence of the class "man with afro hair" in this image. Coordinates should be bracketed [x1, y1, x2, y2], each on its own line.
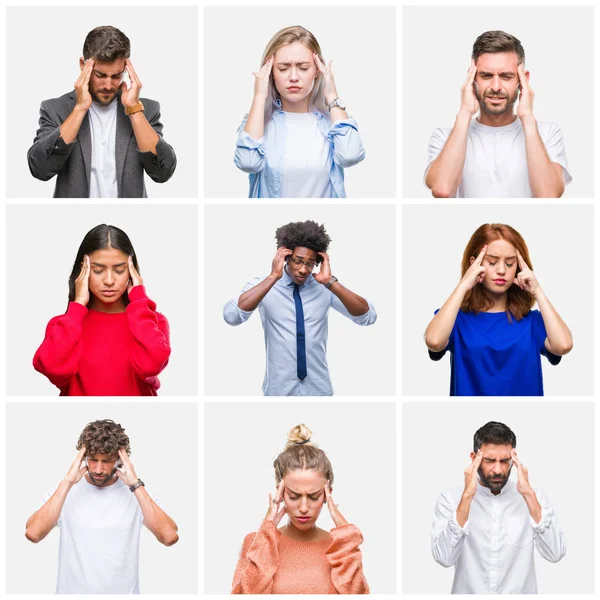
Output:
[25, 419, 178, 593]
[224, 220, 376, 395]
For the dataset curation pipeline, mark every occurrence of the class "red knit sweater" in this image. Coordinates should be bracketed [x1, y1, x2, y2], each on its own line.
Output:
[232, 519, 370, 594]
[33, 286, 170, 396]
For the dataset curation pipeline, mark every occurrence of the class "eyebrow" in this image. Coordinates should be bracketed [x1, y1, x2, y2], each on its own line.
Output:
[478, 71, 515, 77]
[286, 488, 324, 496]
[277, 61, 311, 67]
[91, 262, 127, 267]
[93, 70, 125, 77]
[485, 254, 516, 260]
[483, 456, 511, 461]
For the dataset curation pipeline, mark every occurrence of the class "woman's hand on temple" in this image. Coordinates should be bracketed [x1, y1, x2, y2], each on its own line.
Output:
[325, 481, 348, 528]
[265, 480, 287, 526]
[252, 55, 274, 99]
[459, 245, 487, 292]
[127, 256, 144, 294]
[74, 255, 90, 306]
[313, 53, 339, 105]
[513, 249, 541, 297]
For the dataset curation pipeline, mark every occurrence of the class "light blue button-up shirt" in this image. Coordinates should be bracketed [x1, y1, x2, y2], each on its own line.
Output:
[234, 102, 365, 198]
[223, 269, 377, 396]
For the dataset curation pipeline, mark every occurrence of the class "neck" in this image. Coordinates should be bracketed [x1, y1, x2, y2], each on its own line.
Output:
[88, 296, 126, 313]
[477, 111, 517, 128]
[280, 96, 310, 113]
[483, 289, 508, 312]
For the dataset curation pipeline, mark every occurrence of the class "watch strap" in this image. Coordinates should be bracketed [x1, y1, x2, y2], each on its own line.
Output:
[124, 101, 144, 116]
[129, 478, 145, 492]
[327, 98, 346, 111]
[325, 276, 338, 289]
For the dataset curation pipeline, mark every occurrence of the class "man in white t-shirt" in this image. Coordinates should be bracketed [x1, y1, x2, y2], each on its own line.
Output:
[25, 419, 179, 594]
[425, 30, 571, 198]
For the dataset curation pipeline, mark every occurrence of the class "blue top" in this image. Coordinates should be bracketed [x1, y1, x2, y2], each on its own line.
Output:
[429, 309, 561, 396]
[234, 100, 365, 198]
[223, 269, 376, 396]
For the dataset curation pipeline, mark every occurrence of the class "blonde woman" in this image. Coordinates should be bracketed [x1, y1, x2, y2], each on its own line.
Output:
[232, 424, 369, 594]
[234, 26, 365, 198]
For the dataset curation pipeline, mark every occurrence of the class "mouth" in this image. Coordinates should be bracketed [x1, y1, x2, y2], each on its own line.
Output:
[287, 86, 302, 92]
[101, 290, 117, 296]
[486, 96, 506, 103]
[493, 279, 507, 285]
[296, 516, 311, 523]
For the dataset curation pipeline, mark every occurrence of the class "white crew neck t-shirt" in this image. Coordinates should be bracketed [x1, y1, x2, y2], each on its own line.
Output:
[88, 98, 118, 198]
[280, 112, 333, 198]
[43, 477, 159, 594]
[426, 117, 572, 197]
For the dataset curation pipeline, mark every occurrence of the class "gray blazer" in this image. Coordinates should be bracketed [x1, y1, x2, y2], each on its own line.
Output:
[27, 91, 177, 198]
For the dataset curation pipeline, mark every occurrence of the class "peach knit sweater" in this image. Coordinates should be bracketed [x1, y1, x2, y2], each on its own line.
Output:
[232, 519, 369, 594]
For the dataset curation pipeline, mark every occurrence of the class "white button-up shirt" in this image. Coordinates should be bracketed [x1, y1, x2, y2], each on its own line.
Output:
[431, 480, 566, 594]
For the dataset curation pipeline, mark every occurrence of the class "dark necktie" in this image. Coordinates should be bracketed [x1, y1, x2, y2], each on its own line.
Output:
[293, 284, 307, 380]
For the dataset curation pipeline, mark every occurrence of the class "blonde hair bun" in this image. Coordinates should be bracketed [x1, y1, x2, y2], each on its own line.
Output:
[285, 423, 313, 449]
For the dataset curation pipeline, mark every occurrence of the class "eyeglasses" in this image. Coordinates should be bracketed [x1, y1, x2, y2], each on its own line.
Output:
[289, 257, 317, 270]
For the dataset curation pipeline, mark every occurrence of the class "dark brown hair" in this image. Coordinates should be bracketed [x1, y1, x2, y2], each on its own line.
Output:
[273, 424, 334, 485]
[461, 223, 534, 321]
[472, 30, 525, 64]
[83, 26, 131, 61]
[76, 419, 131, 457]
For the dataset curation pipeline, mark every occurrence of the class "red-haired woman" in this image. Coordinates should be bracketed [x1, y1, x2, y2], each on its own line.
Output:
[424, 224, 572, 396]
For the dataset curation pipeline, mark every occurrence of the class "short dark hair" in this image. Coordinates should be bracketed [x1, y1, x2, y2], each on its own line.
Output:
[472, 30, 525, 64]
[275, 220, 331, 265]
[83, 26, 131, 62]
[76, 419, 131, 457]
[473, 421, 516, 453]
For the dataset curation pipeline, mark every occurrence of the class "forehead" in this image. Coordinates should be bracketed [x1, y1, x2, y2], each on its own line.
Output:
[275, 41, 313, 64]
[480, 443, 513, 460]
[291, 247, 318, 260]
[87, 452, 117, 461]
[284, 468, 326, 492]
[92, 58, 126, 75]
[475, 51, 519, 73]
[486, 239, 516, 258]
[89, 247, 129, 264]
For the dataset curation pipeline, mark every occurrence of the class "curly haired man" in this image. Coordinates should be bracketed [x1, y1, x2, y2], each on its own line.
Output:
[25, 419, 178, 593]
[224, 220, 377, 395]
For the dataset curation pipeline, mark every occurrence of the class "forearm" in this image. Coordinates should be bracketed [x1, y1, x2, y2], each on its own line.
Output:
[244, 95, 267, 139]
[59, 106, 88, 144]
[135, 487, 179, 546]
[455, 492, 473, 528]
[426, 111, 471, 197]
[522, 490, 542, 524]
[25, 480, 72, 543]
[325, 92, 348, 123]
[425, 283, 467, 351]
[129, 111, 159, 154]
[521, 116, 564, 198]
[328, 281, 368, 316]
[238, 275, 277, 312]
[535, 289, 573, 355]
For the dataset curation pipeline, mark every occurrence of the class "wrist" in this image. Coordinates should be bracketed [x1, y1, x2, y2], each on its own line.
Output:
[325, 92, 339, 105]
[519, 114, 537, 130]
[74, 298, 88, 307]
[461, 488, 476, 501]
[457, 107, 475, 122]
[73, 104, 89, 116]
[268, 272, 281, 282]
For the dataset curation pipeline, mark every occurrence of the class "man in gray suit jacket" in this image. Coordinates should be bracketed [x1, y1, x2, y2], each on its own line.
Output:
[27, 26, 176, 198]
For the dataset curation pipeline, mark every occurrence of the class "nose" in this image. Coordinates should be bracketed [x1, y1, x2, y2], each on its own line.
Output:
[104, 270, 114, 285]
[490, 75, 502, 92]
[299, 497, 309, 514]
[496, 262, 506, 275]
[298, 264, 308, 275]
[289, 67, 299, 83]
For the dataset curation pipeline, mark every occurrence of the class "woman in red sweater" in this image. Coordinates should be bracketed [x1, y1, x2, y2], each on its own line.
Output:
[232, 424, 369, 594]
[33, 224, 170, 396]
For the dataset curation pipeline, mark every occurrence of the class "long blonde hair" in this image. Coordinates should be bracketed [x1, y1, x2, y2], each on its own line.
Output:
[261, 26, 328, 123]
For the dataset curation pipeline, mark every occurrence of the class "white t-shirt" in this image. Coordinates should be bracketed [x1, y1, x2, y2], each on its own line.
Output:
[280, 112, 333, 198]
[426, 117, 572, 197]
[88, 98, 118, 198]
[43, 477, 159, 594]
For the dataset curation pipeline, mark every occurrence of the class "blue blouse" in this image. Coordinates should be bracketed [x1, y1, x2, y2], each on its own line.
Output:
[429, 309, 561, 396]
[234, 101, 365, 198]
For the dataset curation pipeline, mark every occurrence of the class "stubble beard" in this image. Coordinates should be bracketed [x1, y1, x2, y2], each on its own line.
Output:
[478, 466, 511, 492]
[476, 85, 519, 117]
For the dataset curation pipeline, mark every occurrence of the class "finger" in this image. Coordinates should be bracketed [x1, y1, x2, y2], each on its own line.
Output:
[517, 64, 526, 84]
[327, 59, 333, 73]
[265, 55, 274, 76]
[516, 249, 527, 271]
[313, 53, 325, 73]
[83, 59, 94, 83]
[125, 58, 140, 84]
[475, 245, 488, 265]
[275, 479, 285, 502]
[473, 450, 483, 468]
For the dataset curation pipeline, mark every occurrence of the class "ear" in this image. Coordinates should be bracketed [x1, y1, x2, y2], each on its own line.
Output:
[79, 57, 85, 71]
[525, 70, 530, 83]
[470, 451, 477, 461]
[469, 256, 475, 266]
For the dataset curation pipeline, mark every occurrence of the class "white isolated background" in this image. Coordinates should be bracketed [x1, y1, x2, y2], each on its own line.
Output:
[402, 5, 594, 199]
[6, 6, 198, 198]
[204, 401, 396, 594]
[204, 5, 396, 199]
[6, 204, 198, 396]
[402, 204, 593, 396]
[6, 401, 198, 594]
[204, 204, 396, 396]
[402, 402, 594, 594]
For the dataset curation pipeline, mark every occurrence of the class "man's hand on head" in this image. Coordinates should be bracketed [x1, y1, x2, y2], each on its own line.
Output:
[511, 449, 534, 497]
[115, 447, 139, 487]
[64, 446, 88, 485]
[460, 60, 479, 117]
[121, 58, 142, 109]
[270, 247, 293, 281]
[516, 64, 534, 120]
[312, 252, 332, 285]
[74, 59, 94, 112]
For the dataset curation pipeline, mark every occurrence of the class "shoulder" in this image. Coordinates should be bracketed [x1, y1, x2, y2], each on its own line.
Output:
[40, 91, 76, 111]
[535, 121, 564, 140]
[155, 311, 169, 325]
[428, 126, 452, 145]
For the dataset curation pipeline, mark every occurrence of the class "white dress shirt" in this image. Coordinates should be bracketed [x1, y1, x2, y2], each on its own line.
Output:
[223, 268, 376, 396]
[431, 480, 566, 594]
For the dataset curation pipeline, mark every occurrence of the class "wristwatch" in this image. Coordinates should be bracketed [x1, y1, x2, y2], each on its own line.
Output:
[327, 98, 346, 112]
[325, 276, 338, 289]
[129, 478, 145, 492]
[124, 101, 144, 116]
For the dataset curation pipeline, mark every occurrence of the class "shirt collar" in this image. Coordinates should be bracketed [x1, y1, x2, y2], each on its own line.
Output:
[274, 97, 324, 119]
